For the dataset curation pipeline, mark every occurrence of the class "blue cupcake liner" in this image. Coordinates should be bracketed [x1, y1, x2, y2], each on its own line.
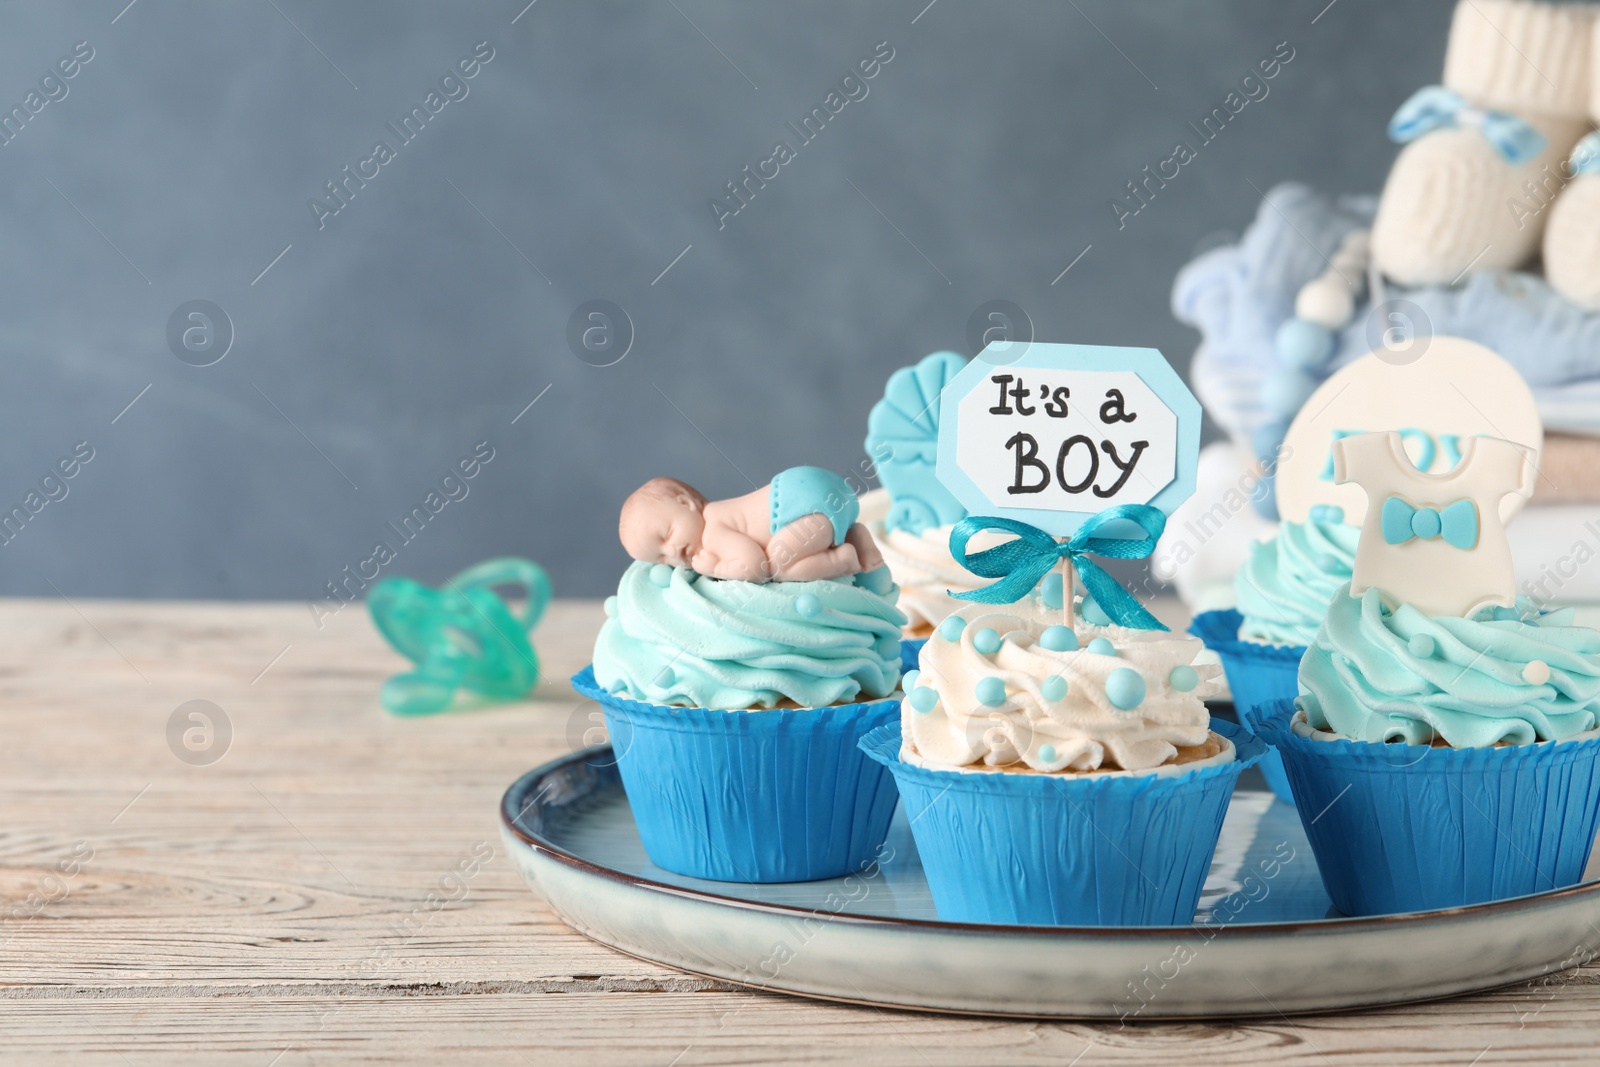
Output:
[571, 666, 900, 883]
[860, 717, 1265, 926]
[900, 637, 927, 674]
[1257, 698, 1600, 916]
[1190, 609, 1306, 805]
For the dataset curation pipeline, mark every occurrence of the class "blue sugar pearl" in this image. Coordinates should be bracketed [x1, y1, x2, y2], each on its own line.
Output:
[1041, 675, 1069, 702]
[1410, 508, 1442, 540]
[1168, 665, 1199, 692]
[1039, 572, 1064, 610]
[902, 669, 921, 690]
[1408, 633, 1436, 658]
[1037, 744, 1057, 764]
[875, 636, 900, 660]
[794, 594, 822, 618]
[1086, 637, 1116, 656]
[1039, 626, 1078, 652]
[1262, 368, 1317, 418]
[938, 615, 967, 641]
[973, 627, 1003, 655]
[975, 677, 1008, 707]
[1308, 504, 1345, 524]
[654, 666, 676, 688]
[908, 685, 939, 713]
[1106, 667, 1146, 710]
[1081, 598, 1112, 627]
[1275, 318, 1335, 370]
[603, 595, 619, 618]
[649, 563, 674, 588]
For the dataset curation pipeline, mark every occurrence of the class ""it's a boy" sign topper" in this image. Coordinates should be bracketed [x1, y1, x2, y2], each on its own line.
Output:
[936, 343, 1201, 536]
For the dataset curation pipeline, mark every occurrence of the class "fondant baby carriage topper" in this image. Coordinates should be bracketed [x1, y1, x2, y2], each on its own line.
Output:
[933, 342, 1202, 625]
[619, 465, 885, 583]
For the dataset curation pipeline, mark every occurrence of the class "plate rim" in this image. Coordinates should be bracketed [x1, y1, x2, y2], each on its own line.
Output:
[569, 935, 1541, 1022]
[501, 744, 1600, 938]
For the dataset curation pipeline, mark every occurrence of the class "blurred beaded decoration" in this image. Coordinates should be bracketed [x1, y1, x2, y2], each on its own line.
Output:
[368, 557, 551, 716]
[1253, 229, 1372, 516]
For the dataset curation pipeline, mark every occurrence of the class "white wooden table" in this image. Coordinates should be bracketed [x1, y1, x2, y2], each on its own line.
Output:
[4, 596, 1599, 1065]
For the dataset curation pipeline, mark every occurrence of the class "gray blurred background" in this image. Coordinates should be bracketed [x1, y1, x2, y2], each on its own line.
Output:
[0, 0, 1451, 601]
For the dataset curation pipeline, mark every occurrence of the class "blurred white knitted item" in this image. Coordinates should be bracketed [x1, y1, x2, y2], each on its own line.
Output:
[1546, 18, 1600, 311]
[1549, 170, 1600, 308]
[1152, 442, 1278, 613]
[1371, 0, 1595, 286]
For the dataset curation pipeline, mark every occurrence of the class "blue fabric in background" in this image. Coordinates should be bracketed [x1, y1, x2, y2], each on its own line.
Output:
[1178, 183, 1600, 449]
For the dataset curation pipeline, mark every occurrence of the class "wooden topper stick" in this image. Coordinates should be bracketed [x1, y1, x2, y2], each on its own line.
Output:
[1061, 551, 1074, 629]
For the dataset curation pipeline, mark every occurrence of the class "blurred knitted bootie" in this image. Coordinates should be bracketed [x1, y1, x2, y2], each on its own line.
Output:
[1546, 16, 1600, 311]
[1371, 0, 1595, 286]
[1547, 134, 1600, 309]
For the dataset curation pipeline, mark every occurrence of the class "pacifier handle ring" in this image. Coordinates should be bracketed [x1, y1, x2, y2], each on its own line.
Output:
[447, 557, 551, 632]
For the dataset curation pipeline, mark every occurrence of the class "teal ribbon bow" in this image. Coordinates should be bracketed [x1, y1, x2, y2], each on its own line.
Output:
[1381, 496, 1478, 550]
[1573, 132, 1600, 177]
[947, 506, 1169, 631]
[1388, 85, 1546, 165]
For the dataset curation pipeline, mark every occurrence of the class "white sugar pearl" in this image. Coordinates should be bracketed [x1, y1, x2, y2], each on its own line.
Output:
[1295, 278, 1355, 328]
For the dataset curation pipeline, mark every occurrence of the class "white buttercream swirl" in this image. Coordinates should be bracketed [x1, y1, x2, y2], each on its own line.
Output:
[902, 602, 1223, 773]
[868, 520, 997, 636]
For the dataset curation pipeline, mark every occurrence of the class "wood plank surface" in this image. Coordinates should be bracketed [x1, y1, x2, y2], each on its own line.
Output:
[0, 596, 1597, 1065]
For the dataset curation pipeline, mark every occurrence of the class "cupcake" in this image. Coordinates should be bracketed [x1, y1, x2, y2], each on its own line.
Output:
[1260, 430, 1600, 915]
[863, 351, 982, 657]
[861, 492, 998, 639]
[575, 467, 907, 883]
[861, 600, 1264, 925]
[1190, 502, 1358, 802]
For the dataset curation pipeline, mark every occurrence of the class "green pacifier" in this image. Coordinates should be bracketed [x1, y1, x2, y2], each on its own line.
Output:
[367, 557, 551, 716]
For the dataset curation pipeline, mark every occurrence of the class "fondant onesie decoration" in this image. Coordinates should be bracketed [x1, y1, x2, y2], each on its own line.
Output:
[619, 466, 885, 583]
[1332, 431, 1535, 617]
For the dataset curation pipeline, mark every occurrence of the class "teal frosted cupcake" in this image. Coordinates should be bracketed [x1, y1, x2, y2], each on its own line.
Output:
[1233, 505, 1360, 647]
[863, 601, 1263, 925]
[1262, 590, 1600, 915]
[579, 559, 906, 883]
[1191, 503, 1358, 802]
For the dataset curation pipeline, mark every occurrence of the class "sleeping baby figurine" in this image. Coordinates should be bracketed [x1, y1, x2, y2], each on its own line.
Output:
[619, 466, 885, 582]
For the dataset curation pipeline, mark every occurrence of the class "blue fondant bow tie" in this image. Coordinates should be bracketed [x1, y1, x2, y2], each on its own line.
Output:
[1381, 496, 1478, 550]
[1573, 132, 1600, 177]
[1389, 86, 1546, 165]
[947, 506, 1169, 631]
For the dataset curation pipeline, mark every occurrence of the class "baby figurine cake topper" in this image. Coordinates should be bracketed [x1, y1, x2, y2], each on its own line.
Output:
[619, 465, 884, 583]
[1333, 430, 1535, 617]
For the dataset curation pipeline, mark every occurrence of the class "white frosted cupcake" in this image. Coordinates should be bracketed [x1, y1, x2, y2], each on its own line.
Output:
[861, 600, 1264, 925]
[862, 350, 977, 641]
[861, 491, 993, 638]
[903, 605, 1229, 773]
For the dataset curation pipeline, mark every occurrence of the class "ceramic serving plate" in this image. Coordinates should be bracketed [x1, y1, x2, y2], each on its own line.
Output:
[500, 737, 1600, 1019]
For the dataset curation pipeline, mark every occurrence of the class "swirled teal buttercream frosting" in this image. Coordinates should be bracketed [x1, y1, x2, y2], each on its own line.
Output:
[1236, 516, 1360, 646]
[1297, 589, 1600, 747]
[594, 561, 906, 710]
